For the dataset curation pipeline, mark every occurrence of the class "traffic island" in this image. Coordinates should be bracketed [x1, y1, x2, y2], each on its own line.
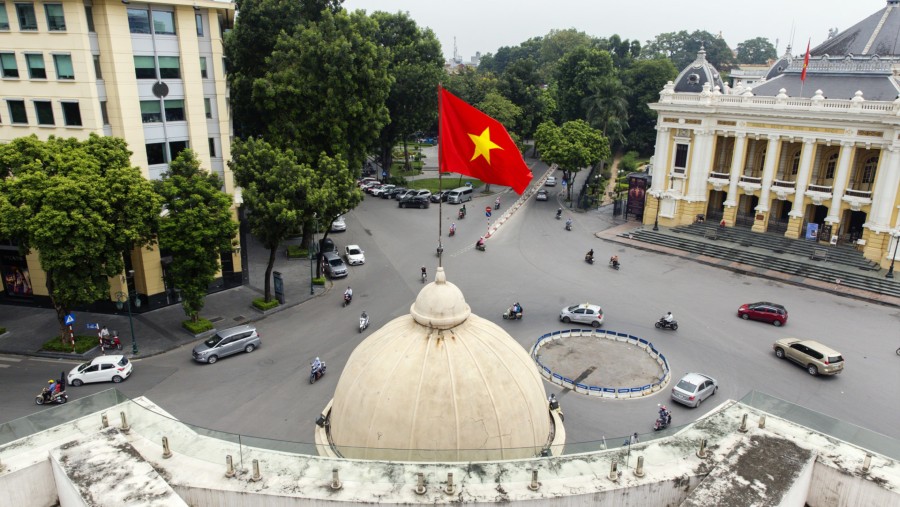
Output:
[531, 329, 671, 398]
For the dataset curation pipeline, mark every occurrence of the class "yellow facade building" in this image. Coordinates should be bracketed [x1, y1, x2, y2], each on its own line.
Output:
[644, 0, 900, 269]
[0, 0, 239, 310]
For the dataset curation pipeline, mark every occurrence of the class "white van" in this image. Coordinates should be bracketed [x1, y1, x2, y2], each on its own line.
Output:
[447, 187, 473, 204]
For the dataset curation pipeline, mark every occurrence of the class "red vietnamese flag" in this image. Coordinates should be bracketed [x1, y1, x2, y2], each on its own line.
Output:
[439, 87, 533, 194]
[801, 39, 811, 82]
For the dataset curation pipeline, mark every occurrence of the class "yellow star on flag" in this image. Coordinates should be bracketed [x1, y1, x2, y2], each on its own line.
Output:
[468, 127, 504, 164]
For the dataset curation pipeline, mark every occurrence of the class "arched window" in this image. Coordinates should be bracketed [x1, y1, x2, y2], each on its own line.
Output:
[790, 150, 801, 176]
[825, 153, 838, 180]
[861, 156, 878, 184]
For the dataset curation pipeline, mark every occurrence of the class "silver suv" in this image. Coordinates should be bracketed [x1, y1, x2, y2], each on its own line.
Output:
[324, 251, 348, 278]
[773, 338, 844, 376]
[192, 325, 261, 364]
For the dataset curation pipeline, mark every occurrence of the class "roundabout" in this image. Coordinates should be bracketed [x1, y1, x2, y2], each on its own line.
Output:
[531, 329, 671, 399]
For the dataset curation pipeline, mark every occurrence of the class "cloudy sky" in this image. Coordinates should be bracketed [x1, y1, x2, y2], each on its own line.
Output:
[344, 0, 884, 61]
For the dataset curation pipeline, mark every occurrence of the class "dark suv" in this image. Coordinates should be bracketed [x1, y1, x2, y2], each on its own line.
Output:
[399, 194, 431, 209]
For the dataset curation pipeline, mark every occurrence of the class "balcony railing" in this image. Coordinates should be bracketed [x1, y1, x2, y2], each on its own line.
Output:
[673, 167, 686, 175]
[709, 171, 729, 179]
[771, 180, 796, 188]
[844, 188, 872, 199]
[807, 184, 833, 193]
[739, 175, 761, 184]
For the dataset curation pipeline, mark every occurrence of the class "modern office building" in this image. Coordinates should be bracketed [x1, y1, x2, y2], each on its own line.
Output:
[0, 0, 240, 310]
[644, 0, 900, 269]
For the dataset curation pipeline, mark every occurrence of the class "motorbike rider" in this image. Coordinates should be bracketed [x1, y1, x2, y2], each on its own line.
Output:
[586, 249, 594, 262]
[344, 286, 353, 302]
[421, 265, 427, 280]
[565, 217, 573, 229]
[449, 223, 456, 235]
[509, 302, 522, 318]
[360, 310, 368, 327]
[98, 325, 110, 349]
[658, 405, 671, 425]
[312, 357, 323, 374]
[663, 311, 674, 324]
[610, 255, 619, 267]
[461, 204, 466, 216]
[44, 379, 58, 401]
[548, 393, 560, 410]
[556, 208, 562, 219]
[494, 196, 501, 209]
[476, 237, 485, 249]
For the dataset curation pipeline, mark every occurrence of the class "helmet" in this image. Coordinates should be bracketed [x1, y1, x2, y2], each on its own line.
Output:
[315, 357, 320, 362]
[660, 405, 667, 411]
[48, 379, 55, 384]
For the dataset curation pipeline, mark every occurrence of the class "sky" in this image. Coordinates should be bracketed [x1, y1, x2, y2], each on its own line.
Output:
[343, 0, 886, 61]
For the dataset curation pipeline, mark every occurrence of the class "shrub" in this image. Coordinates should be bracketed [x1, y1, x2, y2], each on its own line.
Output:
[183, 318, 213, 335]
[253, 298, 280, 311]
[0, 327, 6, 334]
[387, 175, 408, 186]
[41, 335, 97, 354]
[312, 276, 326, 286]
[619, 151, 641, 174]
[286, 245, 309, 258]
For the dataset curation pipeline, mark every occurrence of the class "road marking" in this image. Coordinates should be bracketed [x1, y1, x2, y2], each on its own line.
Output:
[29, 358, 83, 365]
[0, 364, 8, 368]
[0, 355, 23, 363]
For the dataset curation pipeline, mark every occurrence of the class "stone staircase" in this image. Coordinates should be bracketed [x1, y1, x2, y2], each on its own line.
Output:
[619, 224, 900, 299]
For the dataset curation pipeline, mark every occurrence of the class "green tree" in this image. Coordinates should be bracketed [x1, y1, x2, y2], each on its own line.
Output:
[581, 75, 629, 148]
[736, 37, 777, 64]
[305, 153, 363, 277]
[225, 0, 344, 139]
[642, 30, 735, 72]
[534, 120, 610, 200]
[0, 135, 160, 338]
[230, 138, 313, 302]
[369, 11, 444, 178]
[623, 58, 677, 154]
[554, 47, 615, 121]
[154, 150, 238, 323]
[252, 8, 392, 173]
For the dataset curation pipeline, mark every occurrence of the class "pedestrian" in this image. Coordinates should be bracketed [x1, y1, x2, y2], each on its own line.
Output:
[719, 218, 726, 229]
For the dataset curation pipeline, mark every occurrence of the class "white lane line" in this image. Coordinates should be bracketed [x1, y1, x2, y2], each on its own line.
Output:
[0, 356, 23, 362]
[0, 364, 8, 368]
[29, 358, 83, 365]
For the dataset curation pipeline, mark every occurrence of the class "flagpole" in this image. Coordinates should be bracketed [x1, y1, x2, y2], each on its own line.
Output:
[437, 84, 444, 268]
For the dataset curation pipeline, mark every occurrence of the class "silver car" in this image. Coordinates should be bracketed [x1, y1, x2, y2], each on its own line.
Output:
[559, 303, 605, 328]
[671, 372, 718, 407]
[192, 325, 261, 364]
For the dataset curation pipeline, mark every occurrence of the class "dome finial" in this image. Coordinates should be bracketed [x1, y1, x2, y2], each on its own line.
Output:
[410, 267, 470, 329]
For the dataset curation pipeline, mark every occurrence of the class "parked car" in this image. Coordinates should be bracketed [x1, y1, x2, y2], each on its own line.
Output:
[372, 184, 395, 197]
[431, 190, 450, 203]
[192, 325, 261, 364]
[559, 303, 604, 328]
[387, 187, 407, 199]
[399, 195, 430, 209]
[671, 372, 718, 408]
[545, 176, 557, 186]
[738, 302, 787, 326]
[345, 244, 365, 265]
[396, 189, 417, 201]
[68, 355, 133, 386]
[330, 216, 346, 232]
[324, 251, 348, 278]
[319, 237, 337, 255]
[535, 189, 549, 201]
[773, 338, 844, 376]
[357, 177, 377, 189]
[364, 182, 383, 194]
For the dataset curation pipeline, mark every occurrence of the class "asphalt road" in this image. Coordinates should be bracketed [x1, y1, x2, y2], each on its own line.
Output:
[3, 181, 899, 449]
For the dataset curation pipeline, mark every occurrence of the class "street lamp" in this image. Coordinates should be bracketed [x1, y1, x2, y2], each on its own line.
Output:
[309, 213, 318, 295]
[886, 230, 899, 279]
[115, 270, 140, 356]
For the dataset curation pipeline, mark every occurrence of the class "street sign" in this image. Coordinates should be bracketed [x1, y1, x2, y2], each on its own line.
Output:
[485, 206, 492, 218]
[64, 314, 75, 326]
[86, 323, 100, 330]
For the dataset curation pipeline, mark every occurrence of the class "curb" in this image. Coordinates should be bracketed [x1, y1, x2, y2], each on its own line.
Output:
[485, 164, 557, 240]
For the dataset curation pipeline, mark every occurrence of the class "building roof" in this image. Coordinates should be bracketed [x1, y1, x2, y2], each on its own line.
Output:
[812, 0, 900, 57]
[326, 267, 553, 462]
[673, 49, 726, 93]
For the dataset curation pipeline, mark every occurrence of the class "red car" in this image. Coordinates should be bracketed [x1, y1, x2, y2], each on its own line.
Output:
[738, 302, 788, 326]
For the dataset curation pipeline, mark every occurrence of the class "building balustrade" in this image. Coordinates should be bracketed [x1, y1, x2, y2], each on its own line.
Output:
[673, 167, 687, 175]
[664, 90, 896, 114]
[771, 179, 796, 188]
[709, 171, 730, 179]
[807, 184, 833, 193]
[739, 175, 762, 184]
[844, 188, 873, 199]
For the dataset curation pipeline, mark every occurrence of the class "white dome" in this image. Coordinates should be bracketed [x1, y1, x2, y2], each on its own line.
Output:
[326, 267, 552, 462]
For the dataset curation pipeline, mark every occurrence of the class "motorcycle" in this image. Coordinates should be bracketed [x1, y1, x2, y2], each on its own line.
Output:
[494, 199, 501, 210]
[449, 227, 456, 237]
[36, 388, 68, 405]
[502, 306, 523, 320]
[654, 410, 672, 431]
[609, 259, 620, 270]
[359, 314, 369, 333]
[555, 210, 562, 220]
[421, 271, 427, 283]
[585, 254, 594, 265]
[342, 293, 352, 307]
[100, 332, 123, 351]
[565, 221, 572, 231]
[458, 208, 466, 220]
[309, 362, 327, 384]
[549, 395, 564, 422]
[475, 242, 486, 252]
[655, 317, 678, 331]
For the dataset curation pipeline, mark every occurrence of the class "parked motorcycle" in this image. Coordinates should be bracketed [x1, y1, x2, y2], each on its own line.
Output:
[654, 317, 678, 331]
[502, 306, 523, 320]
[100, 331, 123, 351]
[549, 394, 564, 422]
[309, 361, 327, 384]
[36, 388, 68, 405]
[359, 313, 369, 333]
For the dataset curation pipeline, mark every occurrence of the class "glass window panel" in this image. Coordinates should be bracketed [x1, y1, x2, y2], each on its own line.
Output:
[169, 140, 187, 161]
[84, 6, 94, 32]
[195, 13, 202, 36]
[61, 102, 81, 126]
[1, 52, 18, 78]
[26, 53, 45, 79]
[208, 138, 216, 157]
[0, 2, 10, 30]
[34, 101, 54, 125]
[146, 142, 165, 165]
[44, 3, 64, 31]
[93, 54, 102, 80]
[100, 100, 109, 125]
[15, 3, 36, 30]
[203, 97, 212, 118]
[164, 99, 184, 121]
[133, 55, 155, 79]
[199, 57, 207, 78]
[126, 8, 149, 34]
[53, 54, 73, 80]
[157, 56, 179, 79]
[151, 10, 174, 35]
[8, 99, 27, 123]
[140, 100, 161, 123]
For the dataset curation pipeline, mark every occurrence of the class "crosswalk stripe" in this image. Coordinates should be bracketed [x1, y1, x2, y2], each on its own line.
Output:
[0, 356, 23, 363]
[0, 364, 8, 368]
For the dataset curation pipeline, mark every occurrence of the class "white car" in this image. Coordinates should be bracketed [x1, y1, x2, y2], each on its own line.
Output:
[345, 244, 365, 265]
[330, 216, 346, 232]
[671, 372, 718, 408]
[68, 355, 133, 386]
[545, 176, 557, 186]
[372, 184, 395, 197]
[559, 303, 604, 328]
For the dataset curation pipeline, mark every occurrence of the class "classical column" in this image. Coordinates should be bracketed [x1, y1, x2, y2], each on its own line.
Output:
[788, 138, 817, 218]
[723, 133, 747, 207]
[866, 145, 899, 230]
[755, 135, 781, 213]
[687, 129, 715, 201]
[650, 126, 670, 194]
[825, 141, 855, 224]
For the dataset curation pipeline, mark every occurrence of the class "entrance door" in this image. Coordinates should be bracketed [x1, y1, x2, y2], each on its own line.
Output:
[735, 195, 758, 228]
[706, 190, 726, 221]
[841, 209, 866, 242]
[768, 200, 793, 234]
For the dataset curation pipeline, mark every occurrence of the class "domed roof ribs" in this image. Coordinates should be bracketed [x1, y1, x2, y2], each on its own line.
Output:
[812, 2, 900, 57]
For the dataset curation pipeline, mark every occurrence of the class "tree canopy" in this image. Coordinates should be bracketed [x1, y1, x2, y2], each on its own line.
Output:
[534, 119, 610, 199]
[554, 47, 616, 122]
[155, 150, 237, 322]
[0, 135, 160, 336]
[736, 37, 777, 64]
[642, 30, 735, 72]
